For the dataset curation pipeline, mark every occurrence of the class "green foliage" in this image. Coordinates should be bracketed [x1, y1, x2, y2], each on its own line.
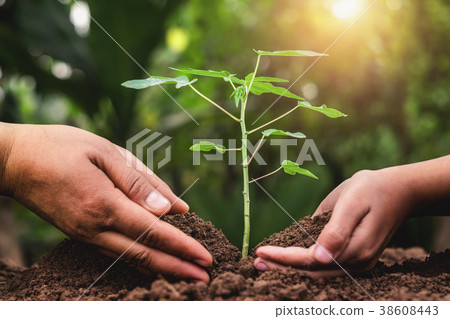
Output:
[121, 76, 197, 90]
[230, 86, 246, 108]
[252, 76, 289, 83]
[190, 141, 227, 154]
[262, 129, 306, 139]
[281, 160, 318, 179]
[231, 77, 305, 100]
[123, 49, 344, 256]
[297, 101, 347, 118]
[170, 68, 234, 80]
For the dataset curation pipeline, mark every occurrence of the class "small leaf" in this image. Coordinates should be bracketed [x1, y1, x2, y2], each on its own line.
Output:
[254, 76, 289, 83]
[262, 129, 306, 139]
[230, 86, 245, 108]
[170, 68, 235, 80]
[255, 50, 327, 57]
[190, 141, 226, 154]
[250, 82, 305, 100]
[122, 76, 197, 90]
[297, 101, 347, 118]
[281, 160, 318, 179]
[230, 76, 245, 85]
[245, 72, 255, 84]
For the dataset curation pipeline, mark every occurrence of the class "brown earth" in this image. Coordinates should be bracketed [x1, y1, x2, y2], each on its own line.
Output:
[0, 212, 449, 301]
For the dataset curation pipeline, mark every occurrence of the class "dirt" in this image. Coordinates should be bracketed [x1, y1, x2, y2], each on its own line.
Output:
[0, 212, 449, 301]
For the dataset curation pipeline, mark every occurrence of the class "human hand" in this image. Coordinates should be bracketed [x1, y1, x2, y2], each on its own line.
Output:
[1, 124, 212, 282]
[254, 168, 415, 277]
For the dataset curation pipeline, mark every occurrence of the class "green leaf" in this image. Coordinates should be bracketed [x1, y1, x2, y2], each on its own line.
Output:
[230, 86, 246, 108]
[189, 141, 226, 154]
[121, 76, 197, 89]
[245, 72, 255, 84]
[254, 76, 289, 83]
[170, 68, 235, 80]
[250, 81, 305, 100]
[297, 101, 347, 118]
[255, 50, 327, 57]
[281, 160, 318, 179]
[230, 76, 245, 85]
[238, 74, 302, 99]
[262, 129, 306, 139]
[244, 73, 289, 84]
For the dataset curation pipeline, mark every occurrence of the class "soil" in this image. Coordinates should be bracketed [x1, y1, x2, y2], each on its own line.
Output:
[0, 212, 449, 301]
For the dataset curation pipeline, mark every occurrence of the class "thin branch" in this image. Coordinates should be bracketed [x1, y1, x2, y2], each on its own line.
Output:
[217, 148, 241, 152]
[189, 84, 241, 122]
[228, 77, 237, 91]
[245, 54, 261, 100]
[245, 135, 265, 167]
[249, 166, 283, 183]
[247, 105, 299, 135]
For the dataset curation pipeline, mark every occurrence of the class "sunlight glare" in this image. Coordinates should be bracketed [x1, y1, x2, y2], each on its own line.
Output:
[70, 2, 91, 36]
[331, 0, 361, 20]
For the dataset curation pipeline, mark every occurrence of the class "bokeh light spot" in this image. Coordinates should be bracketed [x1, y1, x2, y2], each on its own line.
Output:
[70, 1, 91, 36]
[166, 27, 189, 53]
[331, 0, 361, 20]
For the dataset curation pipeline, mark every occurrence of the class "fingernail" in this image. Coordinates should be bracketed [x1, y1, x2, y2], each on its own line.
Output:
[179, 200, 190, 213]
[194, 258, 211, 268]
[145, 191, 170, 213]
[255, 262, 268, 271]
[314, 245, 334, 264]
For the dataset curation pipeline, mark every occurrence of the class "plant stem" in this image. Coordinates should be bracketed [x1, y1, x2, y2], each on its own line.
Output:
[240, 54, 262, 257]
[228, 77, 237, 91]
[240, 99, 250, 258]
[245, 54, 261, 100]
[249, 166, 283, 183]
[247, 105, 299, 135]
[245, 135, 265, 167]
[189, 84, 241, 122]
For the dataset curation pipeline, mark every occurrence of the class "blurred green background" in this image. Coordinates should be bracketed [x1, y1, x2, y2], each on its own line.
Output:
[0, 0, 449, 265]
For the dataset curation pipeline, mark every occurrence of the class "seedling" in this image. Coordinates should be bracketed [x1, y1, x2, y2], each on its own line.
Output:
[122, 50, 346, 257]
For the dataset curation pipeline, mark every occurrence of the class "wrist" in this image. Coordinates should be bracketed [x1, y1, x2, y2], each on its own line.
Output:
[0, 122, 18, 196]
[376, 165, 419, 218]
[378, 157, 450, 217]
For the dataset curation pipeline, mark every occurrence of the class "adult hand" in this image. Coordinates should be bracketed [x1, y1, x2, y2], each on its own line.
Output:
[254, 168, 415, 277]
[0, 123, 212, 282]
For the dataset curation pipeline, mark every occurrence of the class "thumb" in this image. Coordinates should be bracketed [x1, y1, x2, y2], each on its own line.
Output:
[94, 147, 174, 215]
[313, 195, 368, 264]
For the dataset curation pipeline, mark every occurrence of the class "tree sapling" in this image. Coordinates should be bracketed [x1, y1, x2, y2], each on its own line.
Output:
[122, 50, 347, 257]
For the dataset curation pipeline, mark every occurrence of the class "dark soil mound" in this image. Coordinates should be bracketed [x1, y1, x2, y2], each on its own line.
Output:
[1, 212, 449, 301]
[253, 211, 332, 254]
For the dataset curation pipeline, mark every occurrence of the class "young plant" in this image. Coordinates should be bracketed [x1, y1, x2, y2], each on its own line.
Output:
[122, 50, 347, 257]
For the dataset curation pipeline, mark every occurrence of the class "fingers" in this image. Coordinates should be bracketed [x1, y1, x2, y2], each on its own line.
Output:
[313, 193, 369, 264]
[114, 145, 189, 215]
[333, 210, 392, 266]
[256, 246, 316, 268]
[255, 257, 347, 278]
[254, 254, 374, 279]
[312, 180, 347, 217]
[109, 191, 212, 268]
[95, 146, 187, 216]
[95, 231, 210, 283]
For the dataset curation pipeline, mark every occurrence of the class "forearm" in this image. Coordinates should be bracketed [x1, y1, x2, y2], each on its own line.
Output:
[0, 122, 17, 196]
[382, 155, 450, 216]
